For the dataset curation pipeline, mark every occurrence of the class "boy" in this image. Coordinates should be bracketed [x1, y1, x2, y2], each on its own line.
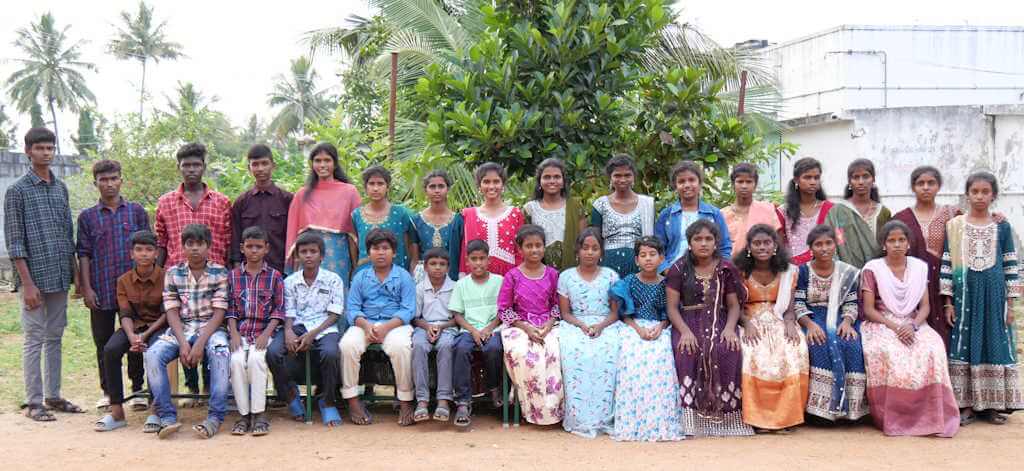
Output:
[230, 144, 293, 273]
[341, 228, 416, 426]
[411, 248, 457, 422]
[4, 127, 81, 421]
[77, 159, 150, 411]
[154, 142, 231, 401]
[227, 226, 285, 436]
[267, 232, 344, 427]
[450, 239, 505, 427]
[144, 224, 230, 439]
[94, 230, 166, 432]
[655, 160, 732, 272]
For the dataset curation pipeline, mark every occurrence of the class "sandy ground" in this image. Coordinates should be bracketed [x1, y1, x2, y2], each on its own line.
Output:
[0, 404, 1021, 470]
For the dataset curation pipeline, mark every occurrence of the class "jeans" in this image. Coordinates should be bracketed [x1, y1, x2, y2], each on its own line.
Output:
[453, 331, 503, 405]
[412, 327, 456, 402]
[22, 291, 68, 406]
[266, 325, 341, 406]
[101, 329, 145, 405]
[144, 328, 230, 423]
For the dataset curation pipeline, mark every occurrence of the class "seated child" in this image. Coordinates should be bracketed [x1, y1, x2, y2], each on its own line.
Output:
[412, 248, 457, 422]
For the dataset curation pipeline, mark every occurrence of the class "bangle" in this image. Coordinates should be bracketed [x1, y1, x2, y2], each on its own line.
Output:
[944, 304, 953, 309]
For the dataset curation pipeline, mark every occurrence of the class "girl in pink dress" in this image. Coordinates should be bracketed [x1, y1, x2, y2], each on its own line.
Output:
[460, 162, 524, 276]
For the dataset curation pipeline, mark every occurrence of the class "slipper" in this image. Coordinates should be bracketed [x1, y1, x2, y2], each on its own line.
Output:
[433, 403, 451, 422]
[251, 413, 270, 436]
[981, 411, 1008, 425]
[157, 421, 181, 439]
[454, 404, 471, 428]
[193, 419, 220, 439]
[231, 415, 251, 435]
[94, 414, 127, 432]
[413, 402, 431, 423]
[287, 387, 306, 421]
[319, 399, 342, 427]
[142, 415, 161, 433]
[23, 404, 55, 422]
[45, 398, 84, 413]
[128, 395, 149, 412]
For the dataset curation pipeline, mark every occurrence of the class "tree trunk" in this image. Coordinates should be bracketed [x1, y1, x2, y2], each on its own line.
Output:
[140, 59, 147, 121]
[47, 96, 60, 155]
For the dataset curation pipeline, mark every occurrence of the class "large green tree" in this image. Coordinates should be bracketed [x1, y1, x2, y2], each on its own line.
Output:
[5, 12, 96, 154]
[267, 56, 332, 139]
[108, 1, 185, 120]
[0, 104, 13, 149]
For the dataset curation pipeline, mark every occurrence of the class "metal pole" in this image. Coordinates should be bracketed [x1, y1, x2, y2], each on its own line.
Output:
[738, 70, 748, 116]
[389, 52, 398, 158]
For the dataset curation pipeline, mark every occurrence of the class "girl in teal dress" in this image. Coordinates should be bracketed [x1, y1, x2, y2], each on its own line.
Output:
[411, 169, 462, 281]
[352, 165, 419, 273]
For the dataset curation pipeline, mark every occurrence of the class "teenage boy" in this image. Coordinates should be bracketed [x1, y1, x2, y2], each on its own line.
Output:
[94, 230, 166, 432]
[155, 142, 231, 401]
[411, 248, 457, 423]
[144, 224, 230, 439]
[450, 239, 505, 427]
[230, 144, 293, 273]
[77, 159, 150, 411]
[227, 226, 285, 436]
[341, 228, 416, 426]
[267, 232, 344, 427]
[4, 127, 81, 421]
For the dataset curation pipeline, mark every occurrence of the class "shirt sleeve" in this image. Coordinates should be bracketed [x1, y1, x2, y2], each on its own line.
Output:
[447, 214, 463, 281]
[498, 272, 518, 325]
[939, 234, 953, 297]
[345, 273, 365, 325]
[116, 276, 133, 319]
[76, 211, 94, 260]
[284, 279, 297, 319]
[548, 269, 561, 319]
[163, 271, 181, 312]
[654, 207, 669, 248]
[590, 205, 603, 228]
[218, 198, 233, 264]
[212, 273, 229, 311]
[225, 274, 239, 320]
[327, 275, 345, 316]
[1001, 223, 1020, 298]
[154, 201, 168, 249]
[3, 186, 26, 259]
[716, 209, 733, 261]
[448, 282, 465, 314]
[395, 272, 416, 324]
[270, 273, 286, 321]
[229, 199, 243, 266]
[793, 267, 811, 319]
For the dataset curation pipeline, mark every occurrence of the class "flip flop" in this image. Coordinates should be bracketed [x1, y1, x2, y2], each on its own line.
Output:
[231, 416, 251, 435]
[142, 415, 161, 433]
[319, 399, 342, 427]
[45, 398, 84, 413]
[193, 419, 221, 439]
[23, 404, 55, 422]
[94, 414, 127, 432]
[454, 404, 471, 428]
[433, 403, 451, 422]
[251, 414, 270, 436]
[157, 421, 181, 439]
[413, 402, 431, 422]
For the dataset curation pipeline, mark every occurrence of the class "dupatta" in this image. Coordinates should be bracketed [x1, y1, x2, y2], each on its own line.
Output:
[825, 200, 891, 269]
[862, 257, 928, 317]
[285, 180, 361, 258]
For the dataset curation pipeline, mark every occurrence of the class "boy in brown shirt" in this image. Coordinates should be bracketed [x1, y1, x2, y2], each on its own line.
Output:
[95, 230, 166, 432]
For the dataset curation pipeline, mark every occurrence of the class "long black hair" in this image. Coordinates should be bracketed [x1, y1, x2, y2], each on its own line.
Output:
[965, 171, 999, 198]
[733, 224, 791, 276]
[674, 219, 721, 300]
[910, 165, 943, 189]
[844, 158, 880, 202]
[532, 157, 569, 201]
[784, 157, 827, 230]
[304, 142, 351, 199]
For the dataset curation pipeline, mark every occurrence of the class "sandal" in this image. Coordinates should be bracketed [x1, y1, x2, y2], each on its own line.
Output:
[231, 415, 251, 435]
[193, 419, 221, 439]
[287, 387, 306, 422]
[24, 404, 55, 422]
[454, 404, 471, 427]
[960, 409, 976, 426]
[94, 414, 127, 432]
[45, 398, 84, 414]
[142, 415, 162, 433]
[157, 421, 182, 439]
[981, 410, 1008, 425]
[433, 401, 451, 422]
[319, 399, 342, 427]
[251, 413, 270, 436]
[413, 401, 431, 423]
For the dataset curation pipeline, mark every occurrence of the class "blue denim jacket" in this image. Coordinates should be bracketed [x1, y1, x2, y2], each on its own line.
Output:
[654, 200, 733, 273]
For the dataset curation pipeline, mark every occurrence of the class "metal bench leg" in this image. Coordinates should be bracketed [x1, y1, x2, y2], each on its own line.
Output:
[502, 366, 509, 428]
[305, 350, 313, 425]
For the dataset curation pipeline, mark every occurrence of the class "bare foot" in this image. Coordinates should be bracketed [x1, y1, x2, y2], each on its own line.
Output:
[346, 398, 372, 425]
[398, 401, 415, 426]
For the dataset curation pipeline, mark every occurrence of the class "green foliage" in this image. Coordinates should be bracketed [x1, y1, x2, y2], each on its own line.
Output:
[107, 1, 184, 118]
[73, 108, 99, 155]
[268, 56, 333, 139]
[29, 102, 45, 128]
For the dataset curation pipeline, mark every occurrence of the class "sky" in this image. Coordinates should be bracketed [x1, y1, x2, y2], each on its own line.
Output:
[1, 0, 1021, 151]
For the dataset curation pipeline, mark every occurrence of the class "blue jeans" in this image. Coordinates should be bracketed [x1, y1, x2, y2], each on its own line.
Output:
[144, 328, 230, 424]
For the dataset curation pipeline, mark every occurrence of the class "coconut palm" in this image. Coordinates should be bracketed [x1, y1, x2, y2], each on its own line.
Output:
[108, 1, 185, 120]
[267, 56, 332, 139]
[6, 12, 96, 154]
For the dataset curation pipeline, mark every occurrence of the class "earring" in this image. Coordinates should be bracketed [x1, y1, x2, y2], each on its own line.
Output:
[747, 250, 752, 258]
[772, 249, 777, 256]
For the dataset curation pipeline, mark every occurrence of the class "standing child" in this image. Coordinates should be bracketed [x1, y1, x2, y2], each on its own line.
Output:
[412, 169, 462, 281]
[524, 158, 582, 271]
[227, 227, 285, 436]
[590, 154, 655, 278]
[144, 224, 231, 439]
[353, 165, 419, 273]
[460, 162, 524, 276]
[230, 144, 293, 273]
[499, 225, 563, 425]
[656, 161, 732, 273]
[609, 237, 684, 442]
[411, 248, 457, 422]
[450, 240, 505, 427]
[558, 228, 621, 438]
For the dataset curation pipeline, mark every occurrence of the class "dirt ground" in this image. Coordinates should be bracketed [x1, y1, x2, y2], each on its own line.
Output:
[0, 404, 1021, 470]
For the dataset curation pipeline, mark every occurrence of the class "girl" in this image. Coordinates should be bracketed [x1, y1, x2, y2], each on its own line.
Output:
[590, 154, 656, 278]
[655, 161, 732, 273]
[285, 143, 361, 282]
[609, 236, 684, 442]
[861, 220, 959, 437]
[734, 224, 808, 432]
[825, 159, 892, 269]
[794, 224, 868, 422]
[499, 225, 563, 425]
[558, 228, 621, 438]
[940, 172, 1023, 425]
[722, 163, 782, 254]
[352, 165, 419, 273]
[524, 158, 583, 271]
[461, 163, 525, 276]
[777, 157, 833, 265]
[412, 169, 463, 281]
[666, 219, 753, 437]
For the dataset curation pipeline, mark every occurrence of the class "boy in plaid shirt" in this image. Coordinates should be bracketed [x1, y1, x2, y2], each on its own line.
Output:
[227, 226, 285, 436]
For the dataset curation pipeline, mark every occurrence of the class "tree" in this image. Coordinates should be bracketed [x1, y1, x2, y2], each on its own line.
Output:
[6, 12, 96, 154]
[0, 104, 13, 149]
[108, 1, 184, 120]
[30, 102, 45, 128]
[156, 81, 234, 156]
[238, 114, 269, 146]
[73, 108, 99, 155]
[267, 56, 332, 139]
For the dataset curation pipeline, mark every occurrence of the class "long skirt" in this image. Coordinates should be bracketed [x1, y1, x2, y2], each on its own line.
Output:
[560, 315, 620, 438]
[862, 313, 959, 437]
[803, 307, 869, 421]
[601, 247, 638, 279]
[740, 308, 809, 430]
[612, 320, 684, 442]
[503, 326, 564, 425]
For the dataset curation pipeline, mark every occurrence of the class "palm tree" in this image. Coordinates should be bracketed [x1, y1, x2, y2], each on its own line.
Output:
[267, 56, 332, 139]
[0, 104, 13, 148]
[108, 1, 184, 120]
[6, 12, 96, 154]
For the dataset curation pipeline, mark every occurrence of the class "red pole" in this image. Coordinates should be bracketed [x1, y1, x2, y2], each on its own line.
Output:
[737, 70, 748, 116]
[389, 52, 398, 157]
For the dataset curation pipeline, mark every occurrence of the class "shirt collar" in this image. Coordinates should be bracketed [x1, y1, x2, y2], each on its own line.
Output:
[96, 197, 128, 212]
[239, 262, 271, 277]
[26, 170, 55, 186]
[175, 183, 210, 203]
[252, 183, 282, 196]
[669, 200, 714, 215]
[131, 265, 163, 284]
[418, 276, 455, 294]
[365, 264, 403, 284]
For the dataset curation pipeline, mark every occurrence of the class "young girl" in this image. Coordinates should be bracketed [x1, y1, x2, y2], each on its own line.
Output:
[665, 219, 753, 437]
[861, 220, 959, 437]
[285, 143, 361, 282]
[412, 169, 463, 281]
[734, 224, 808, 432]
[794, 224, 867, 422]
[461, 162, 525, 276]
[499, 225, 563, 425]
[941, 172, 1023, 425]
[655, 161, 732, 273]
[524, 158, 582, 271]
[609, 236, 684, 442]
[352, 165, 419, 273]
[558, 228, 621, 438]
[777, 157, 833, 265]
[722, 163, 781, 254]
[825, 159, 892, 269]
[590, 154, 656, 277]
